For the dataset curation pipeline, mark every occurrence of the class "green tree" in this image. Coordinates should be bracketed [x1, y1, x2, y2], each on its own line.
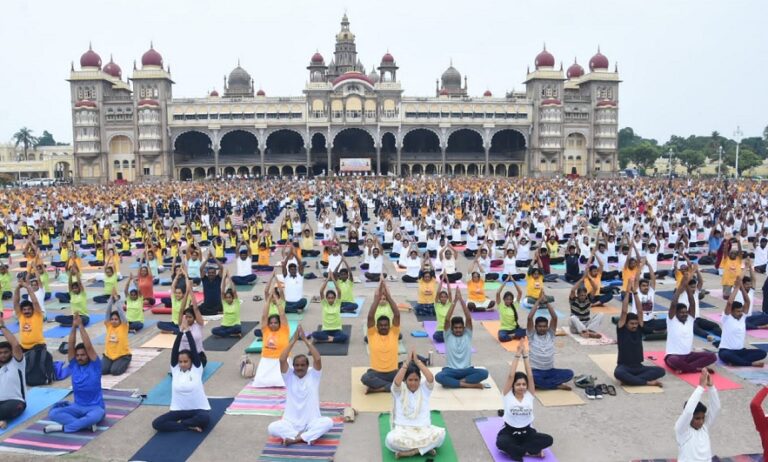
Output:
[12, 127, 37, 160]
[676, 149, 705, 175]
[725, 146, 762, 176]
[741, 137, 766, 158]
[620, 142, 660, 170]
[618, 127, 641, 149]
[35, 130, 56, 147]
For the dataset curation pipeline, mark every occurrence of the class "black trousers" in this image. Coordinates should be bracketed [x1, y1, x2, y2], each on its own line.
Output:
[496, 424, 553, 461]
[152, 409, 210, 432]
[0, 399, 26, 422]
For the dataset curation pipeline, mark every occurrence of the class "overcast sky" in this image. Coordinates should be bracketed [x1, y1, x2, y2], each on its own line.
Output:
[1, 0, 766, 144]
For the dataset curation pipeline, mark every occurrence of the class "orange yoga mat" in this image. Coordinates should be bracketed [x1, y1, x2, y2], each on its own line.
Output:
[481, 320, 522, 352]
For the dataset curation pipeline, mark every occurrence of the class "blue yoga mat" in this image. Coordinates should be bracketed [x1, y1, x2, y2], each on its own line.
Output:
[92, 320, 159, 345]
[129, 397, 233, 462]
[0, 387, 71, 435]
[340, 297, 366, 318]
[753, 343, 768, 353]
[656, 290, 715, 309]
[43, 314, 106, 338]
[0, 322, 20, 334]
[142, 361, 223, 406]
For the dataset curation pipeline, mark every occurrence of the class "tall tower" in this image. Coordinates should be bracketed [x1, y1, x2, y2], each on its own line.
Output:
[327, 13, 360, 81]
[524, 45, 565, 177]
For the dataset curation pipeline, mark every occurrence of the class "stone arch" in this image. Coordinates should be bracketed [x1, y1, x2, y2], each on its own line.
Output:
[444, 164, 453, 175]
[401, 164, 411, 176]
[179, 168, 192, 181]
[508, 164, 520, 177]
[446, 128, 484, 161]
[266, 129, 306, 163]
[206, 166, 216, 177]
[425, 164, 437, 175]
[108, 135, 135, 182]
[174, 130, 214, 163]
[332, 128, 375, 174]
[267, 166, 280, 176]
[402, 128, 441, 163]
[237, 166, 250, 176]
[381, 132, 397, 175]
[193, 167, 206, 179]
[494, 164, 507, 176]
[490, 128, 527, 162]
[310, 132, 328, 176]
[453, 164, 466, 175]
[171, 129, 213, 153]
[564, 132, 588, 176]
[219, 129, 260, 156]
[223, 166, 236, 177]
[490, 127, 529, 148]
[282, 165, 294, 176]
[412, 164, 423, 175]
[295, 165, 308, 176]
[467, 164, 479, 176]
[251, 166, 262, 176]
[399, 127, 442, 147]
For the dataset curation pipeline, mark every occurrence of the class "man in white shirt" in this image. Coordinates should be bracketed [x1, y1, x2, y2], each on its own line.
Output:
[268, 326, 333, 446]
[675, 370, 719, 462]
[664, 277, 717, 374]
[282, 261, 307, 313]
[0, 315, 26, 430]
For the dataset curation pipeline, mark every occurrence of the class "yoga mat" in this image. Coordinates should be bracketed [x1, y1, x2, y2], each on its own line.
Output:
[129, 397, 233, 462]
[475, 416, 559, 462]
[142, 361, 223, 406]
[43, 314, 106, 338]
[535, 389, 585, 407]
[644, 351, 741, 391]
[340, 296, 366, 318]
[140, 332, 178, 349]
[101, 348, 163, 389]
[448, 281, 467, 289]
[422, 321, 476, 354]
[702, 312, 768, 339]
[245, 321, 298, 354]
[225, 383, 350, 417]
[312, 324, 352, 356]
[350, 367, 501, 412]
[566, 329, 616, 346]
[93, 320, 158, 344]
[656, 290, 715, 309]
[709, 289, 764, 307]
[590, 305, 620, 315]
[379, 411, 458, 462]
[725, 366, 768, 385]
[0, 387, 71, 435]
[202, 321, 259, 351]
[589, 353, 664, 394]
[631, 456, 763, 462]
[0, 389, 142, 456]
[257, 406, 345, 462]
[481, 321, 522, 352]
[470, 310, 500, 321]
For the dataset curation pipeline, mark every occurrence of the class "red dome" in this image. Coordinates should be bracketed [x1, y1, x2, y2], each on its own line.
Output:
[589, 49, 609, 71]
[439, 88, 449, 96]
[256, 89, 265, 96]
[332, 71, 374, 86]
[535, 47, 555, 68]
[596, 99, 617, 107]
[566, 60, 584, 79]
[141, 45, 163, 67]
[103, 58, 122, 78]
[209, 90, 219, 97]
[74, 99, 97, 108]
[382, 52, 394, 63]
[311, 52, 324, 63]
[483, 90, 492, 97]
[80, 46, 102, 69]
[540, 98, 562, 106]
[138, 98, 160, 107]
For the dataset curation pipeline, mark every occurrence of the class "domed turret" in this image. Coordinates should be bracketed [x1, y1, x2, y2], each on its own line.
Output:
[534, 45, 555, 69]
[103, 56, 122, 78]
[368, 69, 380, 83]
[141, 43, 163, 68]
[225, 61, 253, 97]
[441, 64, 461, 90]
[566, 58, 584, 79]
[80, 44, 102, 69]
[589, 47, 609, 71]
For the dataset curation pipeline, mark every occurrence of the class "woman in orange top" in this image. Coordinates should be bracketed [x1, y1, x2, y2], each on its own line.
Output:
[252, 289, 290, 388]
[466, 270, 495, 311]
[137, 265, 155, 306]
[102, 291, 132, 375]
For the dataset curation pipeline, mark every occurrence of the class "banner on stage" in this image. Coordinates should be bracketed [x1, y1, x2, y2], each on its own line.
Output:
[340, 158, 371, 172]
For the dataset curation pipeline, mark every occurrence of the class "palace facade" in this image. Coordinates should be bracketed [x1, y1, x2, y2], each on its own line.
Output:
[68, 14, 619, 182]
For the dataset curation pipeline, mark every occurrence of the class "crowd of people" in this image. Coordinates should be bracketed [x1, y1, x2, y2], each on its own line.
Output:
[0, 176, 767, 460]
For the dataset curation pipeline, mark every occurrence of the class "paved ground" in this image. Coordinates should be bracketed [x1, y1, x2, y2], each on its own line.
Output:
[1, 216, 766, 462]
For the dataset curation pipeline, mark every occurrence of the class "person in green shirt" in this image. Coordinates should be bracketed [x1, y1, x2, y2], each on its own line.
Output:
[336, 266, 358, 313]
[497, 275, 525, 342]
[158, 272, 190, 334]
[0, 264, 11, 300]
[94, 265, 119, 304]
[212, 271, 242, 337]
[122, 274, 145, 332]
[311, 272, 348, 343]
[432, 274, 453, 343]
[54, 270, 90, 326]
[34, 264, 52, 300]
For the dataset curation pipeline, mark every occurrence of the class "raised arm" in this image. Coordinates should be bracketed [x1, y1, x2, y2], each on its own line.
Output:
[750, 386, 768, 432]
[383, 281, 400, 327]
[75, 313, 98, 361]
[725, 277, 742, 316]
[618, 279, 632, 329]
[668, 271, 689, 319]
[280, 327, 300, 373]
[503, 342, 525, 395]
[456, 287, 472, 330]
[0, 314, 22, 361]
[443, 291, 459, 332]
[527, 297, 539, 331]
[301, 326, 322, 371]
[190, 289, 204, 326]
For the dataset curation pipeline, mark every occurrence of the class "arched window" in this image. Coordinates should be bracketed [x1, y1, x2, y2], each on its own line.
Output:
[113, 160, 120, 169]
[122, 160, 129, 169]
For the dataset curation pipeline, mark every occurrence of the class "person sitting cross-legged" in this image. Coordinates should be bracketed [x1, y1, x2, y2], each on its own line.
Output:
[675, 369, 720, 462]
[310, 272, 349, 344]
[526, 293, 574, 390]
[496, 276, 526, 342]
[718, 277, 768, 367]
[0, 313, 26, 430]
[361, 279, 401, 393]
[267, 326, 333, 446]
[435, 287, 489, 389]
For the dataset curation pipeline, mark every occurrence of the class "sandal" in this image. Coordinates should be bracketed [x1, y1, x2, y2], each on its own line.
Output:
[597, 384, 609, 398]
[606, 385, 616, 396]
[252, 295, 264, 302]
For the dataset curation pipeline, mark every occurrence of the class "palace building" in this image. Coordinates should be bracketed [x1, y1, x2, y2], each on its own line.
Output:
[68, 14, 619, 183]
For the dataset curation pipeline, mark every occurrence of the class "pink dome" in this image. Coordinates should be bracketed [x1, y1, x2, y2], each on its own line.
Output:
[382, 52, 394, 63]
[535, 47, 555, 68]
[589, 49, 609, 71]
[332, 71, 374, 86]
[483, 90, 492, 97]
[311, 52, 324, 63]
[74, 99, 97, 108]
[566, 60, 584, 79]
[209, 90, 219, 97]
[80, 46, 102, 69]
[141, 45, 163, 67]
[103, 58, 122, 78]
[256, 89, 265, 96]
[138, 98, 160, 107]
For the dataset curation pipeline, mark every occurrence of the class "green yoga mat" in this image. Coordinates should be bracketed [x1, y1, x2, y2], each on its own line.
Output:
[245, 321, 298, 354]
[378, 411, 458, 462]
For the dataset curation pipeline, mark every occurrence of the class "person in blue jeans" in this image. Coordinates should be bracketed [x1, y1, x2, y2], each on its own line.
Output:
[526, 295, 574, 390]
[435, 287, 489, 389]
[44, 312, 105, 434]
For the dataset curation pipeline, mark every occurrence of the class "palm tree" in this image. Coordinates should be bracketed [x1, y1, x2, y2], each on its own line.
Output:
[12, 127, 38, 161]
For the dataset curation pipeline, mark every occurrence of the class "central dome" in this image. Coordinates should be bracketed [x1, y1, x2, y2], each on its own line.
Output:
[441, 65, 461, 89]
[228, 65, 252, 88]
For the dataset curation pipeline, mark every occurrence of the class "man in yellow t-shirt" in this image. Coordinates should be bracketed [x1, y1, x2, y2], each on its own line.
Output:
[361, 280, 401, 393]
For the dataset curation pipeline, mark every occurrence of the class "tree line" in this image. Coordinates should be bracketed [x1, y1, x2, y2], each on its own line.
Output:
[11, 127, 67, 161]
[618, 125, 768, 176]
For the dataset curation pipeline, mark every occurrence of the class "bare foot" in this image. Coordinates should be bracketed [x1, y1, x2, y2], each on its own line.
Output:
[365, 387, 387, 394]
[188, 426, 203, 433]
[557, 384, 572, 391]
[459, 380, 484, 389]
[580, 331, 590, 339]
[427, 449, 437, 456]
[753, 361, 765, 368]
[588, 332, 602, 339]
[396, 449, 420, 459]
[647, 380, 663, 387]
[0, 421, 7, 430]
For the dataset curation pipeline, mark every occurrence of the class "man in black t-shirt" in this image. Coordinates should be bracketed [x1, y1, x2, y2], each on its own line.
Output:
[614, 279, 665, 387]
[199, 255, 223, 316]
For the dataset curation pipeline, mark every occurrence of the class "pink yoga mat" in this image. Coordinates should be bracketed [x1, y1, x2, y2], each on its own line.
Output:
[709, 289, 764, 307]
[151, 291, 205, 302]
[475, 417, 558, 462]
[422, 320, 476, 354]
[644, 351, 742, 390]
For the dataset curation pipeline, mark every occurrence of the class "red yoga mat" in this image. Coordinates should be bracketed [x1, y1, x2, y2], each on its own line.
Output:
[645, 351, 742, 390]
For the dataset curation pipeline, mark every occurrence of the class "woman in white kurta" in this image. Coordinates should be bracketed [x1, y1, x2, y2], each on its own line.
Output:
[267, 326, 333, 445]
[385, 350, 446, 458]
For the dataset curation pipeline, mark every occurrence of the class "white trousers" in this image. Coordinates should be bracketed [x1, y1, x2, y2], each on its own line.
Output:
[267, 417, 334, 443]
[570, 313, 604, 334]
[251, 357, 285, 388]
[385, 424, 446, 455]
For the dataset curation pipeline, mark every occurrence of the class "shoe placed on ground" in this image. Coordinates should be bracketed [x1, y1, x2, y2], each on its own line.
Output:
[594, 384, 605, 399]
[585, 387, 596, 400]
[574, 375, 595, 389]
